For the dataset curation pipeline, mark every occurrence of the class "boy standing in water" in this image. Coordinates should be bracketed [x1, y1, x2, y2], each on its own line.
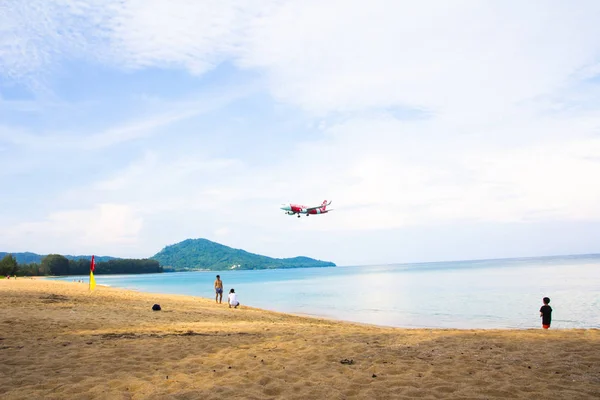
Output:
[214, 275, 223, 304]
[540, 297, 552, 329]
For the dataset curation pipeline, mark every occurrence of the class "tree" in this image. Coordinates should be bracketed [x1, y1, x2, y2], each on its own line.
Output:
[18, 263, 40, 276]
[0, 254, 18, 276]
[41, 254, 70, 276]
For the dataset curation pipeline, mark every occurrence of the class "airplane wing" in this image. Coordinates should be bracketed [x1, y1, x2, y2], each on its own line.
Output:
[305, 200, 332, 211]
[304, 205, 321, 211]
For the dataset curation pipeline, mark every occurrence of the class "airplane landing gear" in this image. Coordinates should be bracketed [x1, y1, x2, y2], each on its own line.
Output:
[297, 214, 301, 218]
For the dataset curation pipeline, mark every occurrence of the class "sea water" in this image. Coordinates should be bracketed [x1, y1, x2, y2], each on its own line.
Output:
[51, 254, 600, 329]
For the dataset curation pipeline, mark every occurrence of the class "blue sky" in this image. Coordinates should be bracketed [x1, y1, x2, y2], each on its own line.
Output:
[1, 0, 600, 266]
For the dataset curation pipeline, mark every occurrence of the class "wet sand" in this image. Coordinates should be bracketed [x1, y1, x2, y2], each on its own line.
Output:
[1, 278, 598, 399]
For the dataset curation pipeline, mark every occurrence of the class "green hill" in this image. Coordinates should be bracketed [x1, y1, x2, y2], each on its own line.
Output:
[150, 238, 336, 271]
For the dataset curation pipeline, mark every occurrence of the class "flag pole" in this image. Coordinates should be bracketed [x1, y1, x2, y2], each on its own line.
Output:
[89, 255, 97, 292]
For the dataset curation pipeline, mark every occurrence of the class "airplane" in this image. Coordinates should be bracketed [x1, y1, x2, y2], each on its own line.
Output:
[280, 200, 333, 218]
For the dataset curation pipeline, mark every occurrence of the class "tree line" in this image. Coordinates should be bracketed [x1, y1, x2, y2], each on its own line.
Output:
[0, 254, 163, 277]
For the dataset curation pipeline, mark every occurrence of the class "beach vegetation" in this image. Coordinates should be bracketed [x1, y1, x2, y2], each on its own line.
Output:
[0, 254, 19, 276]
[0, 253, 161, 276]
[66, 258, 162, 275]
[42, 254, 70, 276]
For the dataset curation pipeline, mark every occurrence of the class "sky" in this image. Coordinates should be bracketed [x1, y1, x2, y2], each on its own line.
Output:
[1, 0, 600, 266]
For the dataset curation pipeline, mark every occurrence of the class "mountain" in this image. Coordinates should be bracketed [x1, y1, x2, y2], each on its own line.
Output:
[2, 239, 336, 272]
[150, 238, 336, 271]
[0, 252, 119, 265]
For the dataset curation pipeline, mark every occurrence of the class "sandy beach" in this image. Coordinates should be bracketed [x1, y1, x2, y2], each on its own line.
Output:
[1, 279, 598, 399]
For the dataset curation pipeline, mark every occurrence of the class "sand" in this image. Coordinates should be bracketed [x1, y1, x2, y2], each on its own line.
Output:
[0, 279, 598, 399]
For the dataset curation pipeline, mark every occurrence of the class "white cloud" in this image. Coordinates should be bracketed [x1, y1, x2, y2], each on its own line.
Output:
[61, 149, 246, 215]
[1, 203, 143, 255]
[0, 0, 267, 90]
[0, 109, 195, 151]
[0, 0, 111, 92]
[0, 83, 251, 152]
[4, 1, 600, 117]
[238, 1, 600, 117]
[101, 0, 257, 74]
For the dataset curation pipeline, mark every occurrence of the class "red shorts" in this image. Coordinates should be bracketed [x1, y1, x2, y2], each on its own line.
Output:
[542, 324, 550, 329]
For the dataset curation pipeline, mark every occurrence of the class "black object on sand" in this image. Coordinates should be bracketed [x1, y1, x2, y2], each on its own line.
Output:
[152, 304, 161, 311]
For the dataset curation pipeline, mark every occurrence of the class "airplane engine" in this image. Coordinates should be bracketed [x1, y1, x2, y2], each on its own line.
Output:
[300, 208, 307, 213]
[286, 211, 295, 215]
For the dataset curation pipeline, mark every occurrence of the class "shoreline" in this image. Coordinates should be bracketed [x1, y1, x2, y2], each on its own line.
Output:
[1, 278, 599, 399]
[43, 275, 599, 331]
[45, 275, 598, 331]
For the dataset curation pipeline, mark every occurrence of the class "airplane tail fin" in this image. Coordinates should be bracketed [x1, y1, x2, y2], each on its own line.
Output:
[321, 200, 330, 211]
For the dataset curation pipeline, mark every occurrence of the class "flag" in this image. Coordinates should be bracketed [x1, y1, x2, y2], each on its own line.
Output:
[89, 255, 96, 292]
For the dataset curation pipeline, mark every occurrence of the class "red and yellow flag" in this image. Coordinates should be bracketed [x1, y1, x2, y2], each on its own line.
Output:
[89, 255, 97, 292]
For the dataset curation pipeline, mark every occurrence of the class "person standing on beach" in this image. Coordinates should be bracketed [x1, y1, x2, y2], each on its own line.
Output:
[214, 275, 223, 304]
[540, 297, 552, 329]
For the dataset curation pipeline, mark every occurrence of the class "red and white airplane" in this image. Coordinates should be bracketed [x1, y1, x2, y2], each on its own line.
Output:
[280, 200, 332, 218]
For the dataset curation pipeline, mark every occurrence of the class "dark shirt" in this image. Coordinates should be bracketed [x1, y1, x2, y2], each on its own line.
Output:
[540, 305, 552, 325]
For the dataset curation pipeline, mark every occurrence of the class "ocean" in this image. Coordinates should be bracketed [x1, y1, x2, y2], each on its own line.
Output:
[50, 254, 600, 329]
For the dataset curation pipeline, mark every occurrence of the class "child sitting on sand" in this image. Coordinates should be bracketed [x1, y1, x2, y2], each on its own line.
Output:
[540, 297, 552, 329]
[228, 288, 240, 309]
